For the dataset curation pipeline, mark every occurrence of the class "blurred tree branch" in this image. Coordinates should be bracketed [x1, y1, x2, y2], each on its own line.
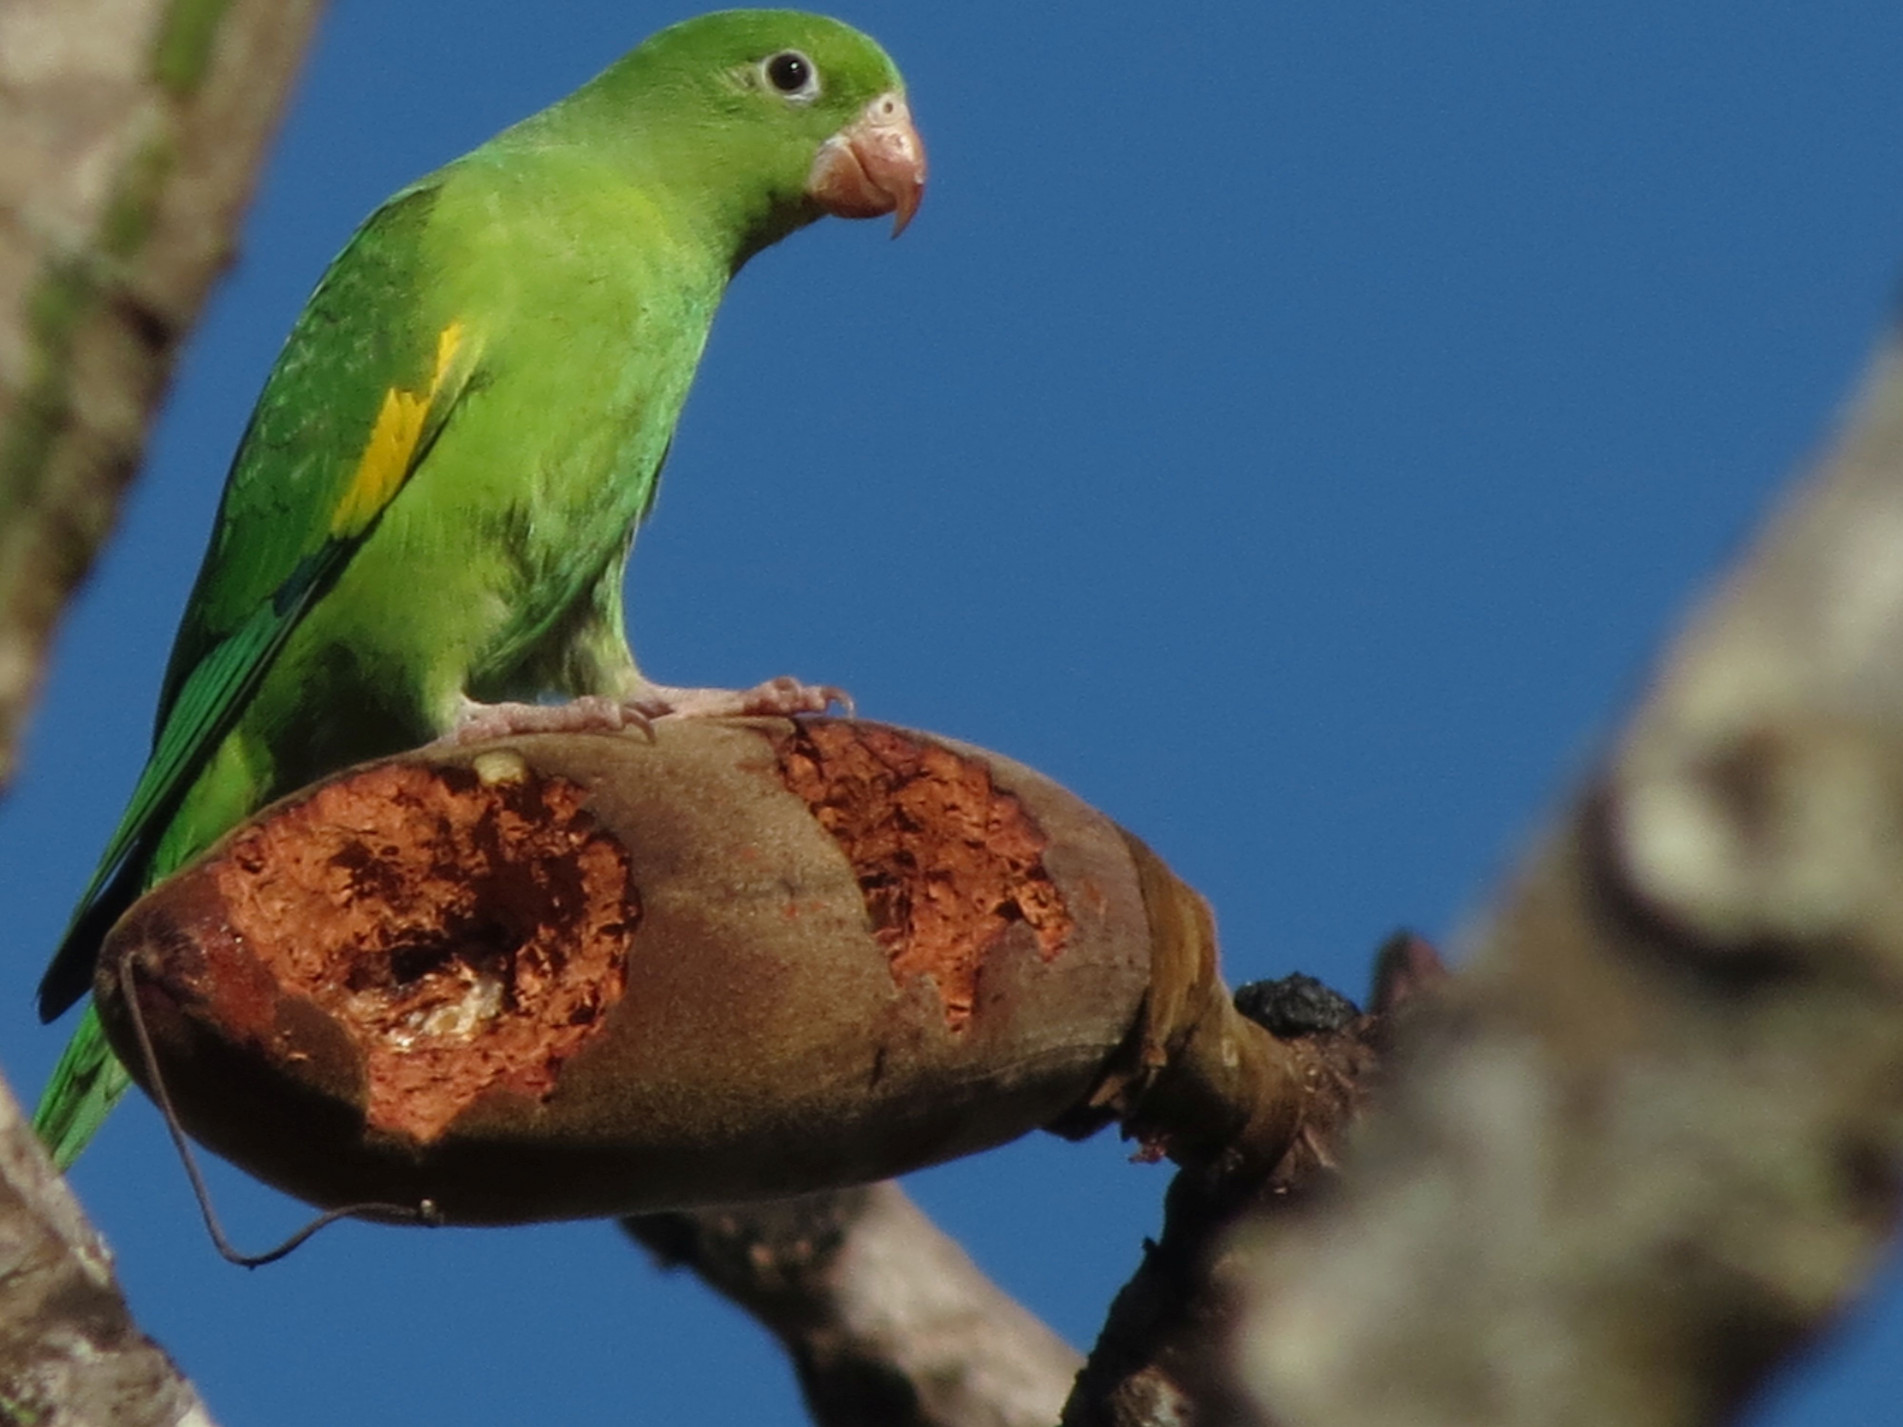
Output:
[0, 0, 320, 1418]
[626, 1184, 1083, 1427]
[1234, 333, 1903, 1425]
[0, 0, 325, 792]
[0, 1072, 215, 1427]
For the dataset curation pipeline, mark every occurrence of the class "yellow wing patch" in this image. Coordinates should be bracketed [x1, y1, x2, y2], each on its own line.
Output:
[329, 320, 469, 538]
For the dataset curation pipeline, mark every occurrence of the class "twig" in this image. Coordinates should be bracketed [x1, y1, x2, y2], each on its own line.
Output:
[626, 1183, 1082, 1427]
[1061, 942, 1441, 1427]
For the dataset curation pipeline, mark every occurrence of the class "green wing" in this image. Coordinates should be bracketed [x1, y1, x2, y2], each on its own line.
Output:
[36, 180, 482, 1023]
[35, 1007, 125, 1169]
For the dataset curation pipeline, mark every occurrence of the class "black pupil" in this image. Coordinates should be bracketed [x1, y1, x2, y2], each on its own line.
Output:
[767, 53, 810, 92]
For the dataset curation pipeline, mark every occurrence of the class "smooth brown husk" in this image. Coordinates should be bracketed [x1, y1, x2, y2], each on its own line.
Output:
[95, 719, 1173, 1224]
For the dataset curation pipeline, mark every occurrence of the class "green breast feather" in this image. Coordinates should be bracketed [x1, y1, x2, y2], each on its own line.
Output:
[34, 9, 923, 1170]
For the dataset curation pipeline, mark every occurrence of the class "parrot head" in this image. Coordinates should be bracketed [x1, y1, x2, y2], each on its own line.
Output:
[567, 10, 926, 260]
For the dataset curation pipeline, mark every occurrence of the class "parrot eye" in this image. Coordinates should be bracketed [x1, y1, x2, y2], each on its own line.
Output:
[762, 50, 818, 100]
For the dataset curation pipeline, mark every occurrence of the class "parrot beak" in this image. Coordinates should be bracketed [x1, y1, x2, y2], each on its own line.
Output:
[806, 91, 926, 236]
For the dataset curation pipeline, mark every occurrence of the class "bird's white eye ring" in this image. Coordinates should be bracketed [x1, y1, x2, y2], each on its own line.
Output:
[762, 50, 819, 101]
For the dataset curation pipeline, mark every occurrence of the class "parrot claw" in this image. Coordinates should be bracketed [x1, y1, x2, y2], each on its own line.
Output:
[629, 676, 852, 722]
[442, 679, 850, 748]
[445, 695, 654, 745]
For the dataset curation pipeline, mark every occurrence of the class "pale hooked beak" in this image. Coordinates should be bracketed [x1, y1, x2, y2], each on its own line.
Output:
[805, 91, 926, 236]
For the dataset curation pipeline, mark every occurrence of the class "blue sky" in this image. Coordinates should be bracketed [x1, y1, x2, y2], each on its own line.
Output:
[5, 1, 1903, 1421]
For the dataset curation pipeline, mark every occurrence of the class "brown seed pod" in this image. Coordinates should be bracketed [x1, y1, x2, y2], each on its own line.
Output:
[94, 718, 1291, 1225]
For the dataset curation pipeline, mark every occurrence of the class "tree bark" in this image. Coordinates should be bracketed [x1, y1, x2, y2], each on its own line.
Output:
[0, 1070, 216, 1427]
[1235, 333, 1903, 1425]
[0, 0, 326, 791]
[0, 2, 320, 1420]
[627, 1184, 1083, 1427]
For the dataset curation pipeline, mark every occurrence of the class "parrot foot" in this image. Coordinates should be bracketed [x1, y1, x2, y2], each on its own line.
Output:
[446, 695, 652, 745]
[632, 676, 853, 721]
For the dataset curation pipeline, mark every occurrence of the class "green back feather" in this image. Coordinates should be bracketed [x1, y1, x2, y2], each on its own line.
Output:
[36, 185, 466, 1019]
[34, 8, 911, 1162]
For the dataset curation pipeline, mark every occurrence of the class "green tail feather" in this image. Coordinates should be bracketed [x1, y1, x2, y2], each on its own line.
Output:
[33, 1004, 132, 1170]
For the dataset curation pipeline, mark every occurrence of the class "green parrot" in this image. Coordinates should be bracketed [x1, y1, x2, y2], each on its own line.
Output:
[33, 9, 925, 1169]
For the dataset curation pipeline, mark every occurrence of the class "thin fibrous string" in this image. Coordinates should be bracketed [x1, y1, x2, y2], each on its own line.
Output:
[117, 954, 442, 1267]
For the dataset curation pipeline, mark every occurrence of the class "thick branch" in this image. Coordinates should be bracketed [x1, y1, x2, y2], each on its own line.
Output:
[0, 1066, 216, 1426]
[1235, 335, 1903, 1424]
[626, 1183, 1082, 1427]
[0, 0, 325, 789]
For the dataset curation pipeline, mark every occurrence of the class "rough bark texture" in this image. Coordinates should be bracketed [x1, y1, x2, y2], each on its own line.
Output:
[0, 3, 319, 1420]
[1236, 335, 1903, 1425]
[627, 1184, 1083, 1427]
[0, 0, 326, 790]
[0, 1070, 216, 1427]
